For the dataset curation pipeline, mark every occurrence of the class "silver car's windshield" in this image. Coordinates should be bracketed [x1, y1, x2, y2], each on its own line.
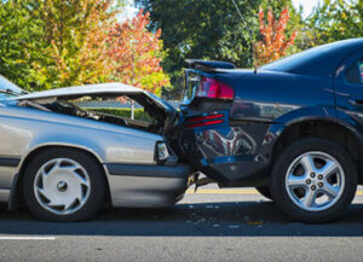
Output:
[0, 75, 27, 99]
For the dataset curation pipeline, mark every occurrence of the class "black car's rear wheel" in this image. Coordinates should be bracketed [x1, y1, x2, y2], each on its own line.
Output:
[255, 186, 273, 200]
[270, 137, 357, 223]
[23, 148, 107, 221]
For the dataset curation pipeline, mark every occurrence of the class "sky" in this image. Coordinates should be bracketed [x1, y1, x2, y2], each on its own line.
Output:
[292, 0, 322, 18]
[119, 0, 322, 22]
[118, 0, 137, 22]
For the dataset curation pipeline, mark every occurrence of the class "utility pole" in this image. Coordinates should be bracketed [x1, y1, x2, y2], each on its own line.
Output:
[130, 39, 135, 120]
[231, 0, 255, 69]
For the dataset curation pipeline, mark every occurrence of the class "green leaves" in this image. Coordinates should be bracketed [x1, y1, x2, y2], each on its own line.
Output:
[0, 0, 168, 95]
[0, 0, 360, 97]
[134, 0, 263, 97]
[308, 0, 362, 46]
[0, 1, 43, 90]
[0, 0, 122, 91]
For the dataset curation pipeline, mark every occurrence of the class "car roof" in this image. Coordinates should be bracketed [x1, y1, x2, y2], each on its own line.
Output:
[261, 38, 363, 77]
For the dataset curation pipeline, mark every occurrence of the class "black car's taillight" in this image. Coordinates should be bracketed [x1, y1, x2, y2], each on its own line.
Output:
[186, 113, 225, 129]
[196, 77, 234, 100]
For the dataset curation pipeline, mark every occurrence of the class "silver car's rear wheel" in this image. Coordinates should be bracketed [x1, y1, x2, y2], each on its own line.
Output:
[34, 158, 91, 216]
[285, 151, 345, 212]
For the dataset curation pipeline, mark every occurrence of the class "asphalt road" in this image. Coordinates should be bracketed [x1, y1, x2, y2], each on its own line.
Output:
[1, 185, 363, 262]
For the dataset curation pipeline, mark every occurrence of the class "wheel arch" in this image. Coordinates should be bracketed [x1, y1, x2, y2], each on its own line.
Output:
[270, 118, 363, 183]
[9, 144, 112, 210]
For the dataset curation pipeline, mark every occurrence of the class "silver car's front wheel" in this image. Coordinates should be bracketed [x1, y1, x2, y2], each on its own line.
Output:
[34, 158, 91, 216]
[23, 148, 106, 221]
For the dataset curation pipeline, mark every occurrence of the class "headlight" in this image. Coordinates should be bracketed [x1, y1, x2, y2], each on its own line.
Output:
[155, 141, 178, 165]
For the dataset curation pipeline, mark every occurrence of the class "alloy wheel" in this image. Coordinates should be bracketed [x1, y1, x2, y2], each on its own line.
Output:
[285, 151, 345, 212]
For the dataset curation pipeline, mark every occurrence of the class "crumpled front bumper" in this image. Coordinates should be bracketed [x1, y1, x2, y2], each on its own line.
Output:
[104, 163, 191, 208]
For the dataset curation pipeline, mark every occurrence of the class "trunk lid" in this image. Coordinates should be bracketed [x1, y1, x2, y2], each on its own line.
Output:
[182, 60, 253, 106]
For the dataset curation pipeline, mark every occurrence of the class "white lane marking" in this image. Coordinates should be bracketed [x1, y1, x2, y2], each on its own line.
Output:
[0, 236, 56, 240]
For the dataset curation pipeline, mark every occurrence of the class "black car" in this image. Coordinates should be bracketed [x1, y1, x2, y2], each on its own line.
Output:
[176, 38, 363, 222]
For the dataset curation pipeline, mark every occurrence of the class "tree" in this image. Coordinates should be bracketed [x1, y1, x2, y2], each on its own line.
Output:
[134, 0, 304, 98]
[308, 0, 362, 46]
[134, 0, 264, 97]
[259, 0, 305, 53]
[0, 0, 123, 91]
[106, 10, 169, 96]
[33, 0, 122, 90]
[254, 7, 298, 66]
[0, 1, 44, 89]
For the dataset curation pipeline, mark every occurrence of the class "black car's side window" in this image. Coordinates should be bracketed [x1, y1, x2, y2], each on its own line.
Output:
[345, 58, 363, 84]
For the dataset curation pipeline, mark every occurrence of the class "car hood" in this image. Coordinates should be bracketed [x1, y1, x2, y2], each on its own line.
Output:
[12, 82, 178, 136]
[15, 83, 142, 99]
[13, 82, 176, 114]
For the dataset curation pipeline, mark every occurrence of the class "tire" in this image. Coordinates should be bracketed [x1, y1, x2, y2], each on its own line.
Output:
[255, 186, 273, 200]
[270, 137, 357, 223]
[23, 148, 107, 221]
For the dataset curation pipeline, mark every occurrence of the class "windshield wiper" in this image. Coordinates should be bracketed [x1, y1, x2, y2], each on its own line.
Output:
[0, 88, 28, 96]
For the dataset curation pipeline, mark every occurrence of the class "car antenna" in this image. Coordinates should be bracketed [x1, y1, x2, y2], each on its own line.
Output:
[231, 0, 258, 73]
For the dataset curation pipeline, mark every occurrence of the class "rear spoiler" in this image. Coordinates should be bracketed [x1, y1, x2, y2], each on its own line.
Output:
[185, 59, 236, 71]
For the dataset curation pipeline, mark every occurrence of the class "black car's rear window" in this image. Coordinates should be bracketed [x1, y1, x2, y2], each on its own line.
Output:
[260, 39, 363, 76]
[260, 44, 333, 72]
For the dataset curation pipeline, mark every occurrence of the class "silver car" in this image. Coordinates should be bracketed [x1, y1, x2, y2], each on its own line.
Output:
[0, 75, 190, 221]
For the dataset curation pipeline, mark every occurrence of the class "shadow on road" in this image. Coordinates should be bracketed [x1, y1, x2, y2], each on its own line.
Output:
[0, 201, 363, 237]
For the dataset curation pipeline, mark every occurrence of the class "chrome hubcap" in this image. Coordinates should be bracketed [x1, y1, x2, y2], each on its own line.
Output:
[57, 181, 68, 192]
[285, 151, 345, 212]
[34, 158, 91, 215]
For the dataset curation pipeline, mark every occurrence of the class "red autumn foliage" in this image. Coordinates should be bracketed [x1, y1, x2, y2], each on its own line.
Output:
[106, 10, 169, 94]
[254, 7, 298, 66]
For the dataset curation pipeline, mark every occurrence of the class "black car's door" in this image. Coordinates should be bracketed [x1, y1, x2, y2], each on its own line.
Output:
[335, 49, 363, 130]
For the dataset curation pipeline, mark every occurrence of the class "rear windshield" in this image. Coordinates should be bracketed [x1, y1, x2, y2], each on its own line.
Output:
[260, 44, 333, 72]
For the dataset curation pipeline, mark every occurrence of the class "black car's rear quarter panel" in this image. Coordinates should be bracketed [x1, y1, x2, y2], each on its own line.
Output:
[180, 69, 335, 186]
